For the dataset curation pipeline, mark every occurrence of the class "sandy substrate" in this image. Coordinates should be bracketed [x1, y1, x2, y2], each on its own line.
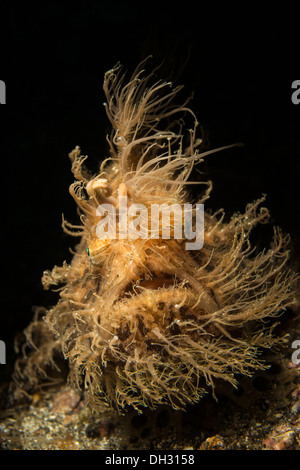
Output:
[0, 345, 299, 451]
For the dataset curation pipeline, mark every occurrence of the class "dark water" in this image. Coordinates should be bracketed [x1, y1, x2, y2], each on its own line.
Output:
[0, 3, 299, 391]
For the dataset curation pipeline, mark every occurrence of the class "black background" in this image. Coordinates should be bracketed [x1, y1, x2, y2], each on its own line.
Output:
[0, 2, 299, 383]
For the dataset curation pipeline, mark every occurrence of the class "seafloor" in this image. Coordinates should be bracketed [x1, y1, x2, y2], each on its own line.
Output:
[0, 311, 300, 450]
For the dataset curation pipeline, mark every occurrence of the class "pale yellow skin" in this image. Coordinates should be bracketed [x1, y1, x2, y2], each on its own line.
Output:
[14, 60, 297, 413]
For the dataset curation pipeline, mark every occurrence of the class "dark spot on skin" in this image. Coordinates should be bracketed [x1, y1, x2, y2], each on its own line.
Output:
[157, 302, 165, 310]
[137, 315, 149, 336]
[186, 313, 197, 321]
[168, 311, 175, 322]
[179, 305, 188, 315]
[84, 290, 94, 302]
[117, 323, 131, 341]
[179, 306, 197, 321]
[94, 276, 101, 294]
[169, 322, 181, 335]
[71, 279, 81, 288]
[146, 339, 168, 357]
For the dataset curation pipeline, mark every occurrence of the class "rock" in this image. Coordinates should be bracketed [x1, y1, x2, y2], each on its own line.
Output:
[51, 387, 81, 415]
